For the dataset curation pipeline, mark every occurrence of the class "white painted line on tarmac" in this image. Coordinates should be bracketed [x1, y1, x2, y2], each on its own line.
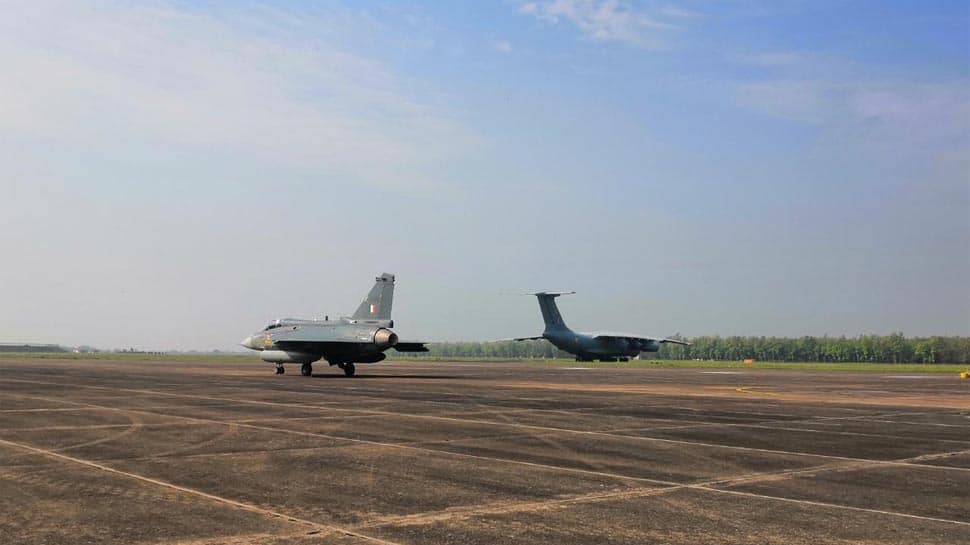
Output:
[702, 487, 970, 527]
[0, 438, 403, 545]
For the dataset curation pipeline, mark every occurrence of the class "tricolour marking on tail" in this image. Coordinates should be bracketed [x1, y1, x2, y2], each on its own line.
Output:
[352, 273, 395, 320]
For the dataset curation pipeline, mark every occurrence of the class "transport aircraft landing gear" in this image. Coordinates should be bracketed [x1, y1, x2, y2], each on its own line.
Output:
[275, 364, 285, 375]
[301, 363, 313, 377]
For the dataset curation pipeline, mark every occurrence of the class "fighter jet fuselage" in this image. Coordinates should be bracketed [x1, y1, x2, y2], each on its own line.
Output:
[241, 317, 398, 364]
[240, 273, 427, 376]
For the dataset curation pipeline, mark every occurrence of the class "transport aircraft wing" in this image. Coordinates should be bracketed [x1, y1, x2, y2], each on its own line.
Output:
[591, 332, 691, 346]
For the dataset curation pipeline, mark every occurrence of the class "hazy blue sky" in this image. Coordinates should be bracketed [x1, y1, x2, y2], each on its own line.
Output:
[1, 1, 967, 350]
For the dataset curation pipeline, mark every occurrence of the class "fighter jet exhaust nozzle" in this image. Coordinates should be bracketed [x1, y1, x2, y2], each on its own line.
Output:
[259, 350, 319, 364]
[373, 328, 398, 349]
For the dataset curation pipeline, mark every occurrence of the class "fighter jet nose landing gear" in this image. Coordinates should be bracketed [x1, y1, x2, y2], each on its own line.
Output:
[300, 363, 313, 377]
[275, 364, 285, 375]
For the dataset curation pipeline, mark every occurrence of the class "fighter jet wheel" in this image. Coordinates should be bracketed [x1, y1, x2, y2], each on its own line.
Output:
[343, 363, 356, 377]
[275, 365, 285, 375]
[301, 363, 312, 377]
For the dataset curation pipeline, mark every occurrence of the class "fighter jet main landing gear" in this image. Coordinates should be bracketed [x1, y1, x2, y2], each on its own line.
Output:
[301, 363, 313, 377]
[327, 359, 358, 377]
[275, 364, 285, 375]
[333, 362, 356, 377]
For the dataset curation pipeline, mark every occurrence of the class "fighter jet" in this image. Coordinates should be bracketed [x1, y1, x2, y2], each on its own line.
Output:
[507, 292, 689, 361]
[240, 273, 427, 376]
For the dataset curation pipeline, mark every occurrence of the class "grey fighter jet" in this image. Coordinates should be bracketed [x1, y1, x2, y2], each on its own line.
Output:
[508, 292, 689, 361]
[240, 273, 427, 376]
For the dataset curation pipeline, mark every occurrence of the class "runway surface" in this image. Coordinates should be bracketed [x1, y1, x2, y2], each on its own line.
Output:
[1, 357, 968, 544]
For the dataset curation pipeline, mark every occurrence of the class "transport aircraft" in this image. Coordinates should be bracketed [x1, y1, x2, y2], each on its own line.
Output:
[240, 273, 427, 376]
[507, 292, 689, 361]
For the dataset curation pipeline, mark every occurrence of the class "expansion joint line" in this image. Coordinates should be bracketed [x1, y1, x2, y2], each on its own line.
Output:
[0, 437, 402, 545]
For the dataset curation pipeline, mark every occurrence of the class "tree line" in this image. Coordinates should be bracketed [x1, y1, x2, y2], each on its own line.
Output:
[397, 334, 970, 363]
[654, 334, 970, 363]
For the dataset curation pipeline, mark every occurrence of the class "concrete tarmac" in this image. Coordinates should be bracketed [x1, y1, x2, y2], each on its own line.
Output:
[1, 357, 968, 544]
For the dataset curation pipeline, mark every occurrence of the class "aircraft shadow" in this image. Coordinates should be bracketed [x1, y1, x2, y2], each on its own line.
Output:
[309, 374, 460, 380]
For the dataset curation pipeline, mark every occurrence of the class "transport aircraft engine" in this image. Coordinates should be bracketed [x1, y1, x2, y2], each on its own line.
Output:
[372, 328, 398, 349]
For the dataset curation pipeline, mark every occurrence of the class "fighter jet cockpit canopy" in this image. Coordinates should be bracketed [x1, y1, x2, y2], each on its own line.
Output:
[262, 319, 283, 331]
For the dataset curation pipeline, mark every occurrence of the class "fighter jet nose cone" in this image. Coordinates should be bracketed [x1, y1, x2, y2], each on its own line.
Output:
[240, 336, 256, 349]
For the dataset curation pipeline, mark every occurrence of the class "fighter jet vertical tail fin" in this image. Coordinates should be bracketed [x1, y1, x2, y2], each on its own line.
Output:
[534, 292, 574, 332]
[352, 273, 395, 320]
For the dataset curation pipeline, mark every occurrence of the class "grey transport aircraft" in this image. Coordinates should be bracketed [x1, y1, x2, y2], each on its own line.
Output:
[507, 292, 690, 361]
[240, 273, 427, 376]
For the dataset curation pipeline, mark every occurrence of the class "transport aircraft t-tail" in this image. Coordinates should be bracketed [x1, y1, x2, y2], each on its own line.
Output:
[507, 292, 689, 361]
[240, 273, 428, 376]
